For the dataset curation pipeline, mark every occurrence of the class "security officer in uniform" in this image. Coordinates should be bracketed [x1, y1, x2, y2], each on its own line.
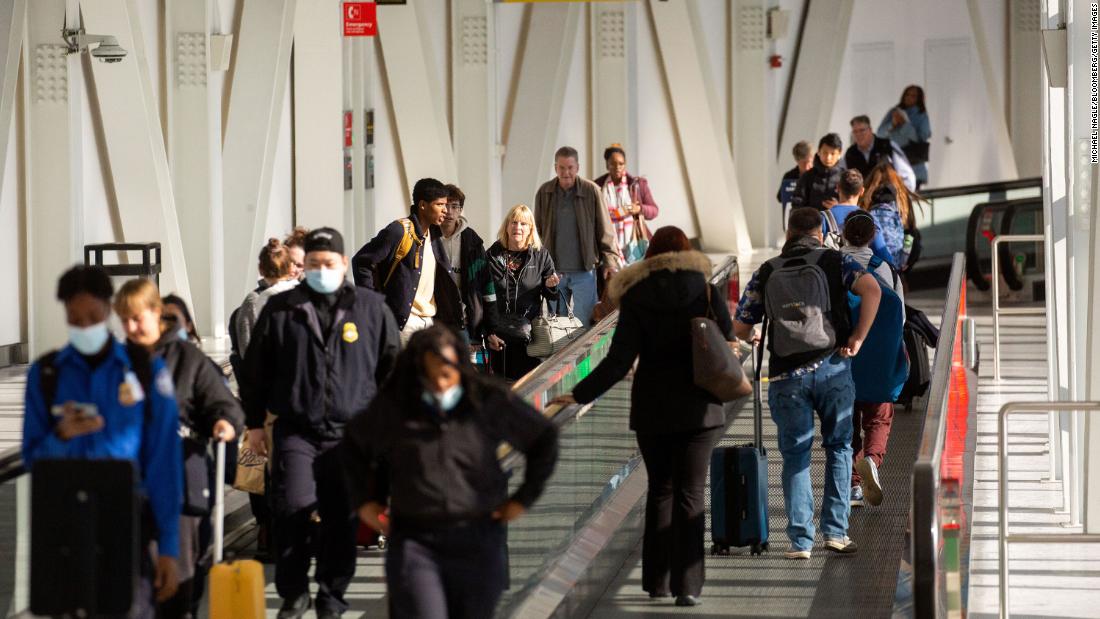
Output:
[242, 227, 400, 619]
[22, 265, 183, 615]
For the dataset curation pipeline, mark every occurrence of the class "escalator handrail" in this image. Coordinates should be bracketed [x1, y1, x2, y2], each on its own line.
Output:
[920, 176, 1041, 200]
[963, 198, 1043, 291]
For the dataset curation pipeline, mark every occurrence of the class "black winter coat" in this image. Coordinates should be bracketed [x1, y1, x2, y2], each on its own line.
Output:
[485, 242, 558, 324]
[573, 251, 733, 434]
[241, 282, 400, 440]
[844, 136, 894, 179]
[791, 155, 845, 211]
[452, 227, 499, 338]
[350, 210, 464, 332]
[154, 335, 245, 438]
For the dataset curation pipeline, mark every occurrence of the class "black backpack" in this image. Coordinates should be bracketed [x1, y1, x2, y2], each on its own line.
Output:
[896, 305, 939, 410]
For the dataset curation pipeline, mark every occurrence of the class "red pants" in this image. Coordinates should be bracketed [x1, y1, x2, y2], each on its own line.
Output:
[851, 401, 894, 487]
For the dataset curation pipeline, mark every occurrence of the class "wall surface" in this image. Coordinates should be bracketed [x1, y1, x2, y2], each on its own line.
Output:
[0, 0, 1037, 351]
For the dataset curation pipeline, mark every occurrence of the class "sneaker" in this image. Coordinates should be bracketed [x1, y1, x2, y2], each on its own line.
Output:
[824, 536, 859, 554]
[855, 458, 883, 506]
[850, 486, 865, 507]
[785, 548, 812, 560]
[276, 594, 311, 619]
[675, 595, 702, 607]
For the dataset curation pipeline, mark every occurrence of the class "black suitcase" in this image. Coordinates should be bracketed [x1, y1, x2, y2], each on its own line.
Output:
[710, 342, 770, 555]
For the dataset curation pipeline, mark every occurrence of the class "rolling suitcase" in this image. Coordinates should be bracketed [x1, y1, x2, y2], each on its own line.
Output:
[710, 341, 770, 555]
[209, 439, 266, 619]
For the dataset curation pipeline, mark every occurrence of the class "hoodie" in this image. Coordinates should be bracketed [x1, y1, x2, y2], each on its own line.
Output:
[790, 154, 846, 211]
[573, 251, 733, 433]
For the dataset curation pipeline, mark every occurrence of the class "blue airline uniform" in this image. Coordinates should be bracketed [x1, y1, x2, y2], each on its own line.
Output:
[22, 340, 183, 557]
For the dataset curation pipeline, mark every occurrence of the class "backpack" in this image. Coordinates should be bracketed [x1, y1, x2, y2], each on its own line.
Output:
[822, 210, 844, 250]
[869, 203, 905, 266]
[897, 324, 931, 410]
[847, 256, 908, 402]
[761, 249, 837, 357]
[381, 218, 422, 290]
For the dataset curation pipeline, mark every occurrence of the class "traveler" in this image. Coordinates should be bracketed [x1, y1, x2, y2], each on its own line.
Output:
[733, 207, 882, 559]
[845, 115, 916, 191]
[284, 226, 309, 281]
[242, 227, 400, 618]
[551, 226, 750, 607]
[439, 184, 499, 342]
[114, 280, 245, 618]
[534, 146, 621, 325]
[485, 204, 560, 379]
[352, 178, 464, 344]
[840, 213, 903, 509]
[237, 238, 300, 357]
[343, 325, 558, 619]
[820, 169, 893, 266]
[860, 162, 922, 270]
[878, 85, 931, 189]
[593, 144, 660, 266]
[162, 294, 201, 345]
[22, 265, 183, 613]
[777, 140, 814, 224]
[790, 134, 846, 212]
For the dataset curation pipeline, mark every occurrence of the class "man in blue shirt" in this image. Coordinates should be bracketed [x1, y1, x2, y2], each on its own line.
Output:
[821, 169, 894, 265]
[22, 265, 183, 613]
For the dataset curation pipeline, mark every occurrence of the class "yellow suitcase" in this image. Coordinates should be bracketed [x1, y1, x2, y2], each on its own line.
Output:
[208, 440, 266, 619]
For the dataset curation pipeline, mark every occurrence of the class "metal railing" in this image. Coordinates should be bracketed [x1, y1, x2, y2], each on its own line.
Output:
[990, 234, 1045, 380]
[912, 253, 978, 618]
[997, 401, 1100, 619]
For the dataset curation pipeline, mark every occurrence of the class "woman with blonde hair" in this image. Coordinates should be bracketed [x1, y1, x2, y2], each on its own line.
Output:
[114, 278, 244, 618]
[859, 161, 923, 270]
[485, 204, 560, 379]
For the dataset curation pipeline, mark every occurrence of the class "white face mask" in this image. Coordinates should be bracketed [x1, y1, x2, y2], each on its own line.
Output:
[422, 384, 464, 412]
[69, 321, 111, 355]
[305, 267, 345, 294]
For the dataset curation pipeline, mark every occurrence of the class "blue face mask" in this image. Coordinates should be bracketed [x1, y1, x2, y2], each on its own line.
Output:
[421, 384, 464, 412]
[69, 321, 111, 355]
[177, 327, 190, 342]
[305, 268, 345, 294]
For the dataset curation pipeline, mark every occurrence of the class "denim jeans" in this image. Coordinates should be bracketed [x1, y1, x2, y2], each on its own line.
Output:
[557, 270, 597, 325]
[767, 354, 855, 551]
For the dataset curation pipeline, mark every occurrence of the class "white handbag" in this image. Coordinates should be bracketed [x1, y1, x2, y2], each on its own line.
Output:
[527, 294, 584, 358]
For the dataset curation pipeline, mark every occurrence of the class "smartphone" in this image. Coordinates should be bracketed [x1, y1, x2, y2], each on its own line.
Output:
[50, 402, 101, 419]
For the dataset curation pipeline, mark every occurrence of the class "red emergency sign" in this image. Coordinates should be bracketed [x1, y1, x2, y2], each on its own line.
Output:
[343, 2, 377, 37]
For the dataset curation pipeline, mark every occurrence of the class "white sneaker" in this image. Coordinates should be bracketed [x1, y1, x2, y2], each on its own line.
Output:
[850, 486, 865, 507]
[785, 548, 811, 560]
[824, 536, 859, 554]
[855, 458, 883, 506]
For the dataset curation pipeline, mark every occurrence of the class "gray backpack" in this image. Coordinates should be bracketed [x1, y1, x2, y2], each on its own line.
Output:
[822, 210, 843, 250]
[762, 249, 836, 357]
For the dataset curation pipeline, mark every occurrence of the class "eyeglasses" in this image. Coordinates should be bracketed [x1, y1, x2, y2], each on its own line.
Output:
[446, 202, 463, 209]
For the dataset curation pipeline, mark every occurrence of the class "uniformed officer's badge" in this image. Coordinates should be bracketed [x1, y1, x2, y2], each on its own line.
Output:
[155, 368, 175, 398]
[119, 382, 136, 406]
[342, 322, 359, 343]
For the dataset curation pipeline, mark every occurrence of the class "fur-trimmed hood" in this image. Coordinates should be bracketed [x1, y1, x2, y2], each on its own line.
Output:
[607, 250, 712, 304]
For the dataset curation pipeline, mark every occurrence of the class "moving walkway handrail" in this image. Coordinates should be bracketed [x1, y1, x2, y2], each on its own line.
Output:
[912, 252, 972, 617]
[920, 177, 1041, 200]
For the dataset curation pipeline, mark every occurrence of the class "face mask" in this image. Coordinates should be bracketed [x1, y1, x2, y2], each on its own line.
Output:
[305, 268, 345, 294]
[177, 327, 190, 342]
[422, 384, 464, 412]
[69, 322, 111, 355]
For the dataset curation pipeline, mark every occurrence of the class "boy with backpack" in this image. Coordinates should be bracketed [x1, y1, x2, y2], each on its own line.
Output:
[733, 207, 882, 559]
[790, 133, 846, 212]
[840, 214, 906, 508]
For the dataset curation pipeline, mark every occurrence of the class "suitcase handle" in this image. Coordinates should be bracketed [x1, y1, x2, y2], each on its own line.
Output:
[751, 329, 765, 454]
[214, 437, 226, 563]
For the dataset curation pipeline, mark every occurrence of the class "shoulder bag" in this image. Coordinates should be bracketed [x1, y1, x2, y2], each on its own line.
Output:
[692, 285, 747, 402]
[527, 293, 585, 358]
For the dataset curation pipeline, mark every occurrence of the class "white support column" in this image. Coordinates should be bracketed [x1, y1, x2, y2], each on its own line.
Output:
[648, 0, 750, 253]
[967, 0, 1021, 179]
[501, 4, 580, 209]
[349, 38, 373, 248]
[294, 0, 344, 232]
[377, 2, 456, 195]
[165, 0, 223, 338]
[452, 0, 499, 235]
[26, 0, 82, 356]
[221, 0, 296, 305]
[777, 0, 852, 172]
[589, 2, 629, 179]
[730, 0, 768, 248]
[1009, 0, 1044, 177]
[81, 0, 192, 305]
[0, 0, 26, 197]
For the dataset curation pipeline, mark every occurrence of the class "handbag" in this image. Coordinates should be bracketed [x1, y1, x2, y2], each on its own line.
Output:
[495, 313, 531, 342]
[902, 140, 930, 165]
[527, 293, 585, 358]
[623, 215, 651, 264]
[233, 441, 267, 495]
[182, 437, 212, 516]
[691, 285, 747, 402]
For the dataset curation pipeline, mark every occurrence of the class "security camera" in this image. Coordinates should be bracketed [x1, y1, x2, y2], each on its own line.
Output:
[62, 29, 128, 63]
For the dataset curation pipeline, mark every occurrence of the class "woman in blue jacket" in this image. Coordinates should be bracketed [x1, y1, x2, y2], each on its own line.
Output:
[22, 265, 183, 616]
[878, 85, 931, 189]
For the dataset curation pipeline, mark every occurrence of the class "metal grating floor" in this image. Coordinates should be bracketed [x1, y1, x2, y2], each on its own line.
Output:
[589, 367, 930, 618]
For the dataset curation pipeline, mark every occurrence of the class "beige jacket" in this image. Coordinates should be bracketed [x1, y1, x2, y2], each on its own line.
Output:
[534, 177, 622, 273]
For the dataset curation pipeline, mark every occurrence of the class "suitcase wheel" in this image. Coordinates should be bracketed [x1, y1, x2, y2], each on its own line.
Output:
[377, 535, 387, 551]
[750, 543, 767, 556]
[710, 544, 730, 556]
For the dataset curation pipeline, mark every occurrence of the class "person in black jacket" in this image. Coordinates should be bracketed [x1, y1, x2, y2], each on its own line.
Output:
[485, 204, 560, 379]
[552, 227, 750, 607]
[351, 178, 463, 344]
[342, 325, 558, 619]
[242, 227, 400, 619]
[791, 133, 846, 211]
[114, 280, 245, 618]
[439, 184, 499, 342]
[845, 115, 916, 190]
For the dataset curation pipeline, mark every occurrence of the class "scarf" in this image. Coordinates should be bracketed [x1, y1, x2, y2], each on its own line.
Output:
[602, 176, 635, 262]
